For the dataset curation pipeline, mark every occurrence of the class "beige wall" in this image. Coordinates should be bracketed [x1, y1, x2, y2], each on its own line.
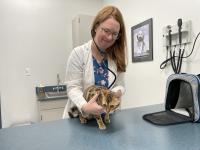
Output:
[103, 0, 200, 109]
[0, 0, 103, 128]
[1, 0, 200, 128]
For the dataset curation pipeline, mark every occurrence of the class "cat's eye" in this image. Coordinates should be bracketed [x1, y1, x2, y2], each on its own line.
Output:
[110, 105, 115, 108]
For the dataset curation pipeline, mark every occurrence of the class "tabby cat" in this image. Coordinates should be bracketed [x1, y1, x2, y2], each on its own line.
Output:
[68, 85, 120, 130]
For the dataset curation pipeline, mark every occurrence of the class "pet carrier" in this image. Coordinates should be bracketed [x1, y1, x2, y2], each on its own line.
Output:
[143, 73, 200, 125]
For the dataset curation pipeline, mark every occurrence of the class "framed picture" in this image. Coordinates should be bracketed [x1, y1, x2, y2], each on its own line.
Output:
[131, 18, 153, 62]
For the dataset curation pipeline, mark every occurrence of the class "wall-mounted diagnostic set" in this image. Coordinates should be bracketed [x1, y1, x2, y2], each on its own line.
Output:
[160, 19, 200, 73]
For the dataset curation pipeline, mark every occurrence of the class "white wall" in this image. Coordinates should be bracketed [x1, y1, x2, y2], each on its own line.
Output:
[103, 0, 200, 108]
[1, 0, 200, 128]
[0, 0, 102, 128]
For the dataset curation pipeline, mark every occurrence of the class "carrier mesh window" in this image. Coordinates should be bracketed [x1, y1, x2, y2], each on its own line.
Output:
[176, 80, 193, 109]
[167, 79, 193, 115]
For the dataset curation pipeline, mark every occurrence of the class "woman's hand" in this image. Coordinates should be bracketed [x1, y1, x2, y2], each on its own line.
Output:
[81, 93, 105, 115]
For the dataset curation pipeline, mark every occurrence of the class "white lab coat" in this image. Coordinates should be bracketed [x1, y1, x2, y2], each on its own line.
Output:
[63, 40, 125, 118]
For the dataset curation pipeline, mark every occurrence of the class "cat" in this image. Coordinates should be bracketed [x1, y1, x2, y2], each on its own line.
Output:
[68, 85, 120, 130]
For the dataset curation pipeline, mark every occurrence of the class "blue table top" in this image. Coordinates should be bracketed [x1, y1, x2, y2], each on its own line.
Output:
[0, 104, 200, 150]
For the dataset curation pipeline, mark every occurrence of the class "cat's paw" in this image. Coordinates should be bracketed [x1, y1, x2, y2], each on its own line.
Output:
[99, 124, 106, 130]
[80, 119, 87, 124]
[104, 118, 110, 124]
[79, 116, 87, 124]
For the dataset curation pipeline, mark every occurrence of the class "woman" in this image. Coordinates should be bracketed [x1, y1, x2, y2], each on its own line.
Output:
[63, 5, 127, 118]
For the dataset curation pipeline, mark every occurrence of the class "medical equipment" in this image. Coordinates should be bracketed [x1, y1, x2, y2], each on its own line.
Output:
[162, 19, 188, 73]
[160, 19, 200, 73]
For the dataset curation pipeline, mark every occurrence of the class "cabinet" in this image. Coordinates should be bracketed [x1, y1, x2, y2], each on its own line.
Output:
[72, 14, 94, 48]
[38, 98, 67, 122]
[36, 85, 68, 122]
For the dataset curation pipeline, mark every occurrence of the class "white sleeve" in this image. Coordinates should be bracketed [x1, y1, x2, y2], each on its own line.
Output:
[65, 48, 87, 111]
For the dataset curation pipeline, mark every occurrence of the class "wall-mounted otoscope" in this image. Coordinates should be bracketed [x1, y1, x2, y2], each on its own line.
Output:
[176, 18, 184, 74]
[160, 19, 192, 74]
[162, 19, 191, 47]
[177, 18, 183, 45]
[167, 25, 172, 47]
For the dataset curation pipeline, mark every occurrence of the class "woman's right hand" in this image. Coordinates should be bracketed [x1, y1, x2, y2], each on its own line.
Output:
[81, 93, 104, 115]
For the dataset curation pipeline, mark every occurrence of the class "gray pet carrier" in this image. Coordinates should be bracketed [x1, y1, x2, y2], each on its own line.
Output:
[143, 73, 200, 125]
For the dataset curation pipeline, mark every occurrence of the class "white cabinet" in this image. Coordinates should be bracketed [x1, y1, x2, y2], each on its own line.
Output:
[72, 14, 94, 48]
[36, 85, 67, 122]
[38, 99, 67, 122]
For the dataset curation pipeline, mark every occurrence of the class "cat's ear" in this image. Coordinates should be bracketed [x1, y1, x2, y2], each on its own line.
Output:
[111, 90, 122, 98]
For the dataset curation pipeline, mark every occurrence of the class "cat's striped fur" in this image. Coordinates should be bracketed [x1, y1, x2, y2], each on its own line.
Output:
[68, 85, 120, 130]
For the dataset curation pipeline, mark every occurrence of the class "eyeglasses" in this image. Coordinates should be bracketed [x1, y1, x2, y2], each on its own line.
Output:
[100, 27, 119, 40]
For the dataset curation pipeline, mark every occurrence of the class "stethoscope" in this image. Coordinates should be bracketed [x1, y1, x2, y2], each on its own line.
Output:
[92, 38, 116, 89]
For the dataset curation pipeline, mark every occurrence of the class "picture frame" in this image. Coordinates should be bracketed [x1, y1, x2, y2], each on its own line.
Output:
[131, 18, 153, 62]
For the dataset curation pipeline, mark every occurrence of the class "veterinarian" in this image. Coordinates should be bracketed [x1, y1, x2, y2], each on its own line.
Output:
[63, 5, 127, 118]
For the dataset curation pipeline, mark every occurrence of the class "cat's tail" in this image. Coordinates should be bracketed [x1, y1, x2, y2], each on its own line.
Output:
[68, 106, 79, 118]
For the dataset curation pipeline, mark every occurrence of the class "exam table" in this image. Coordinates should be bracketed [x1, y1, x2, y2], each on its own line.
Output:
[0, 104, 199, 150]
